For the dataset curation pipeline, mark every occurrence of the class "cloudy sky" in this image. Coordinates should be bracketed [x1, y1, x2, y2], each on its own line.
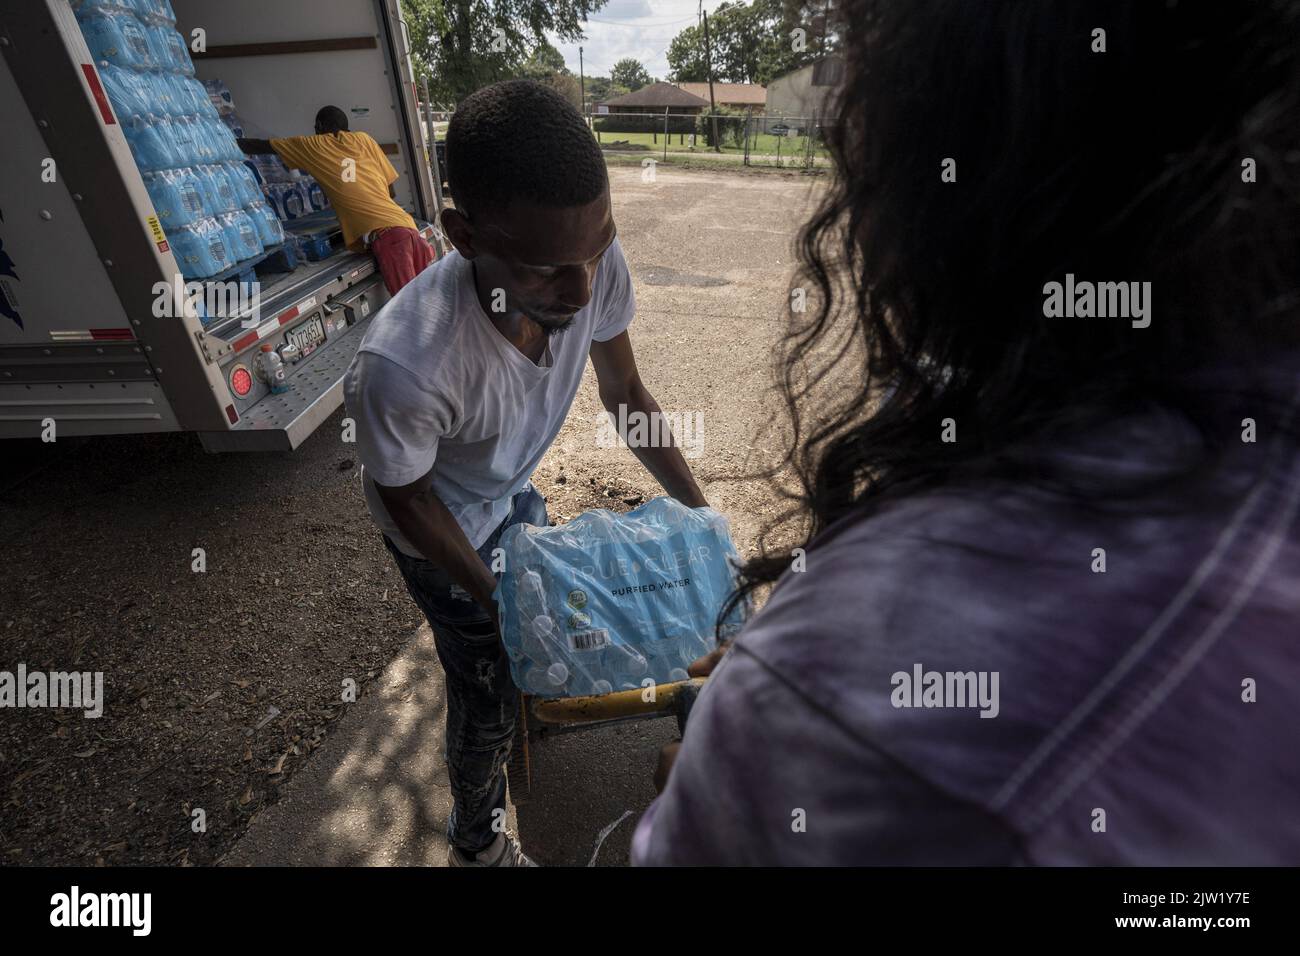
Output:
[547, 0, 733, 82]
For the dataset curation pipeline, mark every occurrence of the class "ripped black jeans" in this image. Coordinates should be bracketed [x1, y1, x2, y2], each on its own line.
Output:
[382, 484, 549, 854]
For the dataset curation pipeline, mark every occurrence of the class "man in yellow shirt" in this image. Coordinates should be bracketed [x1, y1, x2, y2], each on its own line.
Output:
[239, 106, 435, 294]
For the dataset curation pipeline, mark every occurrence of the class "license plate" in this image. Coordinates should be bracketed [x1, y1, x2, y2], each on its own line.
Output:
[286, 315, 325, 357]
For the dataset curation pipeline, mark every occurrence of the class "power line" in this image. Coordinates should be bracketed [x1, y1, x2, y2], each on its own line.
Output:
[585, 14, 699, 27]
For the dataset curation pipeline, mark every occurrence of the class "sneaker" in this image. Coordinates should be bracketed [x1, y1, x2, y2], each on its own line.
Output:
[447, 831, 538, 867]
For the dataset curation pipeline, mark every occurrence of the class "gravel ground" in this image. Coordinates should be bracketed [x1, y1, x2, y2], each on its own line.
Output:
[0, 163, 827, 866]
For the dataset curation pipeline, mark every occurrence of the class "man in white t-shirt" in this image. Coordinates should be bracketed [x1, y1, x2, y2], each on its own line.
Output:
[343, 80, 707, 867]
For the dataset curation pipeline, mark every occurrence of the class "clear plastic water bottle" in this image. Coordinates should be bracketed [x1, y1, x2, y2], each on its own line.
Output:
[122, 113, 173, 171]
[131, 0, 177, 26]
[219, 210, 263, 262]
[78, 12, 154, 70]
[198, 164, 238, 214]
[96, 61, 149, 118]
[520, 665, 554, 696]
[178, 75, 208, 113]
[72, 0, 136, 17]
[142, 167, 203, 228]
[147, 24, 191, 74]
[516, 571, 547, 620]
[226, 162, 264, 206]
[259, 343, 288, 394]
[169, 216, 230, 279]
[169, 114, 197, 165]
[244, 201, 284, 246]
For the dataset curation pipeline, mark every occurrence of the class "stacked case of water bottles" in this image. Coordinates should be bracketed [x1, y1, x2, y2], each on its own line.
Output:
[74, 0, 285, 279]
[203, 79, 332, 224]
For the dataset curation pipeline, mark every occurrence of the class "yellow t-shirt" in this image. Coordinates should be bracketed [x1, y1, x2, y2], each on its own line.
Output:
[269, 130, 417, 252]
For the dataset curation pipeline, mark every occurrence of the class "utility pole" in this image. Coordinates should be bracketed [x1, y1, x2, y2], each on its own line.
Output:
[701, 9, 720, 151]
[579, 46, 587, 122]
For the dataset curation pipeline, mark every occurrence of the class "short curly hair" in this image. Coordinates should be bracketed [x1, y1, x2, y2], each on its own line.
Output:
[446, 80, 608, 219]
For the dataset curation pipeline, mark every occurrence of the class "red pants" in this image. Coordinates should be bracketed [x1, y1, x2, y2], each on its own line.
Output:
[371, 226, 435, 295]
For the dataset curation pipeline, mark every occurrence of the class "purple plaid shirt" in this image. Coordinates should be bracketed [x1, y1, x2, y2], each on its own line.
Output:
[633, 356, 1300, 865]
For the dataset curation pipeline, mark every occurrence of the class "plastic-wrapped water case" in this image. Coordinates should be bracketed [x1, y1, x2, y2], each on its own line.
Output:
[204, 78, 236, 115]
[196, 164, 239, 215]
[248, 152, 294, 184]
[225, 162, 264, 206]
[143, 167, 205, 228]
[307, 179, 330, 210]
[218, 210, 264, 262]
[72, 0, 137, 16]
[245, 201, 285, 247]
[169, 216, 231, 279]
[131, 0, 177, 25]
[221, 113, 245, 139]
[122, 113, 179, 171]
[176, 75, 211, 114]
[263, 181, 310, 220]
[496, 497, 747, 698]
[95, 62, 150, 118]
[145, 23, 191, 74]
[78, 11, 155, 70]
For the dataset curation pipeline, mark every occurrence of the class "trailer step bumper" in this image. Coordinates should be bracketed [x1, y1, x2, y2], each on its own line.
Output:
[197, 314, 370, 453]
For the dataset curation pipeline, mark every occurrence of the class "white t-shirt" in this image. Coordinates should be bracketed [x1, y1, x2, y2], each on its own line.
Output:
[343, 238, 635, 557]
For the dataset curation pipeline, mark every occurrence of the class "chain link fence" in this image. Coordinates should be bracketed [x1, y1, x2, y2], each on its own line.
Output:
[589, 110, 834, 170]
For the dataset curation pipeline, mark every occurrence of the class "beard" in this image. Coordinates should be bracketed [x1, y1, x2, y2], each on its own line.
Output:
[526, 310, 577, 337]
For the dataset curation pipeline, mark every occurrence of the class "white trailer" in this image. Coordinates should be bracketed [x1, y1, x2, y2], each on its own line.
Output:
[0, 0, 442, 450]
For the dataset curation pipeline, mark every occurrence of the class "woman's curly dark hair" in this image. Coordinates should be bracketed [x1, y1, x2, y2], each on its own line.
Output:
[726, 0, 1300, 620]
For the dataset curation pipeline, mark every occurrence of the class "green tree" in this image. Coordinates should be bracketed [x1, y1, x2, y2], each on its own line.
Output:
[609, 57, 651, 91]
[400, 0, 605, 105]
[586, 75, 629, 105]
[520, 40, 569, 79]
[666, 0, 838, 86]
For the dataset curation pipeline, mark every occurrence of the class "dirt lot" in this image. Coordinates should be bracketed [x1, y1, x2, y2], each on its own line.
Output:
[0, 163, 827, 866]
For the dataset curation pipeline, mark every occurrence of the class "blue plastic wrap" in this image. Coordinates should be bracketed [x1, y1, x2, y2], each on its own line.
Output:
[204, 78, 236, 115]
[218, 210, 263, 262]
[95, 62, 149, 118]
[176, 75, 211, 114]
[195, 164, 239, 215]
[263, 181, 310, 220]
[221, 113, 245, 139]
[495, 497, 747, 698]
[169, 217, 231, 279]
[133, 0, 178, 28]
[247, 152, 294, 184]
[72, 0, 137, 16]
[245, 201, 285, 247]
[79, 11, 155, 70]
[144, 23, 192, 75]
[307, 179, 330, 210]
[122, 113, 179, 171]
[225, 162, 264, 206]
[143, 167, 205, 227]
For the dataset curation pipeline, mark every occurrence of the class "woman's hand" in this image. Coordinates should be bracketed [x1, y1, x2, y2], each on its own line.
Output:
[652, 642, 732, 792]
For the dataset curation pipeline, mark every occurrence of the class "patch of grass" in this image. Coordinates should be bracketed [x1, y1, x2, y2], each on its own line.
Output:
[601, 152, 829, 175]
[592, 128, 830, 162]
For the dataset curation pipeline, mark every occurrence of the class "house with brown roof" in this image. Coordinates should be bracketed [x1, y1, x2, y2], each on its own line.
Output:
[598, 81, 711, 134]
[601, 81, 710, 116]
[673, 82, 767, 111]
